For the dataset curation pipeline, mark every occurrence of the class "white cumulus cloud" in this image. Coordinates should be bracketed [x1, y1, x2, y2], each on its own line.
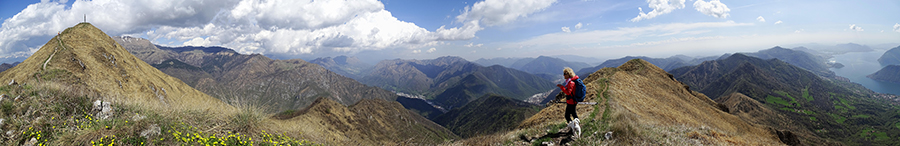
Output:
[774, 21, 783, 25]
[427, 48, 436, 53]
[631, 0, 686, 22]
[183, 37, 212, 46]
[456, 0, 558, 27]
[849, 24, 863, 31]
[693, 0, 730, 18]
[574, 22, 583, 29]
[0, 0, 553, 58]
[756, 16, 765, 22]
[561, 26, 571, 33]
[893, 23, 900, 32]
[412, 49, 421, 54]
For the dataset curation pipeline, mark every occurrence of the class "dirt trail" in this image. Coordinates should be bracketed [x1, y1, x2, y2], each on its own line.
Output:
[43, 36, 66, 70]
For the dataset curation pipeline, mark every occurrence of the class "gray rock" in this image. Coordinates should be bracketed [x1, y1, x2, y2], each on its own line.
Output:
[24, 137, 37, 146]
[131, 114, 146, 122]
[140, 124, 160, 139]
[92, 100, 113, 119]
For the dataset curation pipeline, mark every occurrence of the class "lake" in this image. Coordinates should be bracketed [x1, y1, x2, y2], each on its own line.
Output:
[829, 50, 900, 95]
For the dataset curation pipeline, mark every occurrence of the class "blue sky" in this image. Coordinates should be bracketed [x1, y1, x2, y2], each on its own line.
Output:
[1, 0, 898, 63]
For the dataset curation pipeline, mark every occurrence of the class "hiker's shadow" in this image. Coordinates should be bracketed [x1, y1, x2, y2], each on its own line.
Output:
[520, 131, 575, 145]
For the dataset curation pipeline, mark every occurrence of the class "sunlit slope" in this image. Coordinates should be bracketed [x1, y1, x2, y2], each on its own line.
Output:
[0, 23, 230, 111]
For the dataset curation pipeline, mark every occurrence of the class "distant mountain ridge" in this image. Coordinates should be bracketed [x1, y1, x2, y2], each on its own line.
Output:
[310, 55, 373, 80]
[0, 62, 19, 73]
[116, 37, 397, 113]
[878, 45, 900, 66]
[361, 56, 555, 110]
[576, 56, 700, 76]
[474, 56, 591, 81]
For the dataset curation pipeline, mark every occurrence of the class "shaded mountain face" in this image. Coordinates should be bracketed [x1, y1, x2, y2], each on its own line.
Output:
[310, 55, 373, 80]
[671, 54, 900, 145]
[878, 45, 900, 66]
[744, 46, 834, 77]
[395, 96, 444, 119]
[0, 62, 19, 73]
[274, 97, 458, 145]
[117, 37, 397, 113]
[433, 94, 540, 138]
[361, 56, 554, 110]
[868, 65, 900, 83]
[0, 23, 229, 111]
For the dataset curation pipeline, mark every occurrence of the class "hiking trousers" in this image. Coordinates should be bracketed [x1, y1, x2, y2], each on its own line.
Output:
[565, 103, 578, 122]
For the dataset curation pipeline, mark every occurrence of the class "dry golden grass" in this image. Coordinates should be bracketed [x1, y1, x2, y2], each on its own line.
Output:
[0, 23, 234, 115]
[603, 59, 784, 145]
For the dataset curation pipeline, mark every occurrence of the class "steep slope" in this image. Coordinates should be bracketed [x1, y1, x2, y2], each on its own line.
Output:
[361, 56, 554, 110]
[867, 65, 900, 83]
[599, 59, 782, 145]
[0, 23, 229, 110]
[878, 45, 900, 66]
[671, 54, 900, 145]
[468, 59, 785, 145]
[117, 37, 396, 113]
[309, 55, 372, 80]
[276, 97, 458, 145]
[433, 94, 540, 138]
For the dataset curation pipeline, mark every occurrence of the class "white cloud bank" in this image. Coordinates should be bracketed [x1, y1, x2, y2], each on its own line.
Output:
[631, 0, 686, 22]
[893, 23, 899, 32]
[0, 0, 556, 58]
[693, 0, 730, 18]
[631, 0, 731, 22]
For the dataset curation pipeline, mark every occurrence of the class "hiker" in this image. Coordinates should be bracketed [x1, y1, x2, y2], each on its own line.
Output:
[557, 67, 583, 137]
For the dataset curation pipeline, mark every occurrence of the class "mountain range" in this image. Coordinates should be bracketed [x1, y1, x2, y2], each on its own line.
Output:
[474, 56, 591, 81]
[115, 37, 397, 113]
[309, 55, 373, 80]
[360, 56, 555, 110]
[671, 53, 899, 145]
